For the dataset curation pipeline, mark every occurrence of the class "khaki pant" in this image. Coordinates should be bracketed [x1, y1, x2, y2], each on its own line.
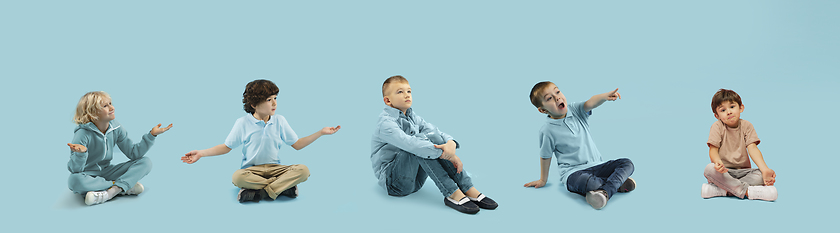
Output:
[232, 164, 310, 199]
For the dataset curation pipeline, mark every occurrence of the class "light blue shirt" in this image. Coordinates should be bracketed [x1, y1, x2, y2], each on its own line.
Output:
[225, 114, 299, 169]
[371, 107, 458, 188]
[539, 102, 605, 184]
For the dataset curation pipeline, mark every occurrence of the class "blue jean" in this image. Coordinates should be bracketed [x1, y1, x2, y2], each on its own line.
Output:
[68, 157, 152, 194]
[566, 158, 634, 198]
[385, 151, 473, 197]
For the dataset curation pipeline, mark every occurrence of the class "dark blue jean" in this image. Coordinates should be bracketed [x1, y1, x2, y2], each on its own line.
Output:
[385, 151, 473, 197]
[566, 158, 634, 198]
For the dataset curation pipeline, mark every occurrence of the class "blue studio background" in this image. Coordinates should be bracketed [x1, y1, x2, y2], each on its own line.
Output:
[1, 1, 837, 232]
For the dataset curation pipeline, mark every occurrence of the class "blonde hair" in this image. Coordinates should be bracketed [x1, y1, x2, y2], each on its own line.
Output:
[382, 75, 409, 96]
[73, 91, 111, 124]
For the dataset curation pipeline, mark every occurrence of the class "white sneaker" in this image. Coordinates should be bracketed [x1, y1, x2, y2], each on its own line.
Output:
[585, 190, 608, 210]
[747, 186, 777, 201]
[121, 182, 144, 195]
[85, 190, 110, 205]
[701, 183, 727, 198]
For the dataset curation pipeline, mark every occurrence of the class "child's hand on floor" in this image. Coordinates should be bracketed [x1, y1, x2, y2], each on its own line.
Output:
[67, 143, 87, 153]
[524, 180, 546, 188]
[761, 168, 776, 186]
[182, 150, 202, 164]
[150, 123, 173, 136]
[714, 161, 728, 173]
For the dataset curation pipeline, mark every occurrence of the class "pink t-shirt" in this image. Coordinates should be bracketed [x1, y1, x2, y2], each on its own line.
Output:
[707, 119, 760, 169]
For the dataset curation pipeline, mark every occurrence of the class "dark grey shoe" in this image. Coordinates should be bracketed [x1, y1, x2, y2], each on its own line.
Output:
[444, 197, 480, 214]
[618, 177, 636, 193]
[468, 193, 498, 210]
[279, 186, 298, 198]
[237, 188, 260, 203]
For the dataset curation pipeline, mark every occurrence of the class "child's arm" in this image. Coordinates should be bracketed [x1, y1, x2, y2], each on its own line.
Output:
[747, 143, 775, 186]
[67, 132, 91, 173]
[116, 123, 173, 160]
[416, 116, 462, 172]
[151, 123, 173, 136]
[378, 120, 445, 159]
[434, 141, 463, 173]
[291, 125, 341, 150]
[708, 146, 728, 173]
[181, 144, 232, 164]
[524, 157, 552, 188]
[583, 88, 621, 113]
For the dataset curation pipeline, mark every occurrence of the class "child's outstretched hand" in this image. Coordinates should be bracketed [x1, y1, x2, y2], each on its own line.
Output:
[151, 123, 173, 136]
[606, 88, 621, 101]
[181, 150, 202, 164]
[320, 125, 341, 135]
[524, 180, 546, 188]
[761, 168, 776, 186]
[67, 143, 87, 153]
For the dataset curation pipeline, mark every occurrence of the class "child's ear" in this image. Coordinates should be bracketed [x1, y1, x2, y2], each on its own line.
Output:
[739, 104, 745, 113]
[713, 112, 719, 119]
[383, 96, 391, 105]
[537, 107, 547, 114]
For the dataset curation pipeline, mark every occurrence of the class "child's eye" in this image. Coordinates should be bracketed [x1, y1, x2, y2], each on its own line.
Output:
[547, 97, 553, 101]
[397, 91, 403, 94]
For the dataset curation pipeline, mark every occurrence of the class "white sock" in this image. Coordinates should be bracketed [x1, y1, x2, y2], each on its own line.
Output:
[106, 186, 123, 199]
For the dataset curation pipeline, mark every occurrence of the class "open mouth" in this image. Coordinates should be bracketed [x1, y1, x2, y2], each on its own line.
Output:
[558, 102, 565, 109]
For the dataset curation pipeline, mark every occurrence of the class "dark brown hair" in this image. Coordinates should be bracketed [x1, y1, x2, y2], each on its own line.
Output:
[243, 79, 279, 114]
[382, 75, 409, 96]
[530, 81, 554, 109]
[711, 88, 742, 114]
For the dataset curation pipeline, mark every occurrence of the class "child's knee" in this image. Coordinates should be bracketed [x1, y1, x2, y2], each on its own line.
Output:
[231, 170, 250, 186]
[617, 158, 634, 170]
[290, 164, 310, 181]
[67, 173, 93, 193]
[133, 157, 153, 173]
[703, 163, 717, 176]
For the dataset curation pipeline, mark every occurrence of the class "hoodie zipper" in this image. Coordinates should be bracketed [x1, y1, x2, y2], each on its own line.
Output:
[92, 123, 121, 170]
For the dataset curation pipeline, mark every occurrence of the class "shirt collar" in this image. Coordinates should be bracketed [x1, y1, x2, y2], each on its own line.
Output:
[246, 113, 274, 126]
[546, 112, 574, 126]
[384, 106, 412, 119]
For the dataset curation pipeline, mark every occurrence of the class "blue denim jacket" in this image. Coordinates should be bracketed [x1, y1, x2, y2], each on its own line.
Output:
[370, 107, 458, 189]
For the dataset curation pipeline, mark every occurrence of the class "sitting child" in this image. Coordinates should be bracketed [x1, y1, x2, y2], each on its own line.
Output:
[181, 79, 340, 202]
[67, 91, 172, 205]
[524, 81, 635, 210]
[702, 89, 777, 201]
[371, 75, 498, 214]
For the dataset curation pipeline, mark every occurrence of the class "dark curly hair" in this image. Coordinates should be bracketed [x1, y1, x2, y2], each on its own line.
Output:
[243, 79, 279, 114]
